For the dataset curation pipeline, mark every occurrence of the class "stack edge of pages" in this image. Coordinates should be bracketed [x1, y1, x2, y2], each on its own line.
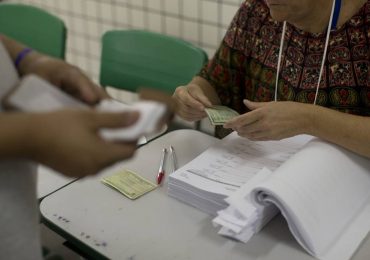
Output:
[168, 132, 312, 215]
[168, 132, 370, 260]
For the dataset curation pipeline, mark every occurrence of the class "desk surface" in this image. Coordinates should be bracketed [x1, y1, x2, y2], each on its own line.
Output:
[40, 129, 370, 260]
[37, 165, 75, 199]
[36, 126, 167, 200]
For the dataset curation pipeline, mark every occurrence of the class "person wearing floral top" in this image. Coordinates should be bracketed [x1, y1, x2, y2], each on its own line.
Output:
[173, 0, 370, 159]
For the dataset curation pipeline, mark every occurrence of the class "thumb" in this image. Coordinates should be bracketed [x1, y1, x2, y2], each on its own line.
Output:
[188, 86, 213, 108]
[243, 99, 266, 110]
[93, 111, 140, 129]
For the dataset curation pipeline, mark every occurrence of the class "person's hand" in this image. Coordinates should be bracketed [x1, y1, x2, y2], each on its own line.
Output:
[223, 100, 313, 141]
[26, 109, 139, 177]
[172, 83, 213, 122]
[138, 88, 175, 129]
[21, 54, 109, 105]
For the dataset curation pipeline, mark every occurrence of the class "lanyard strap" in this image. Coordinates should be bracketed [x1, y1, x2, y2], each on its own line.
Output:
[274, 0, 341, 104]
[331, 0, 342, 30]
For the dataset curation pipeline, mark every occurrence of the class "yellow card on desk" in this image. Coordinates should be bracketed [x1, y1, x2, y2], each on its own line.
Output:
[101, 169, 157, 200]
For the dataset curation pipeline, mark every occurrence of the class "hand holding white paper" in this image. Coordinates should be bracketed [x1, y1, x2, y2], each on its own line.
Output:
[97, 99, 166, 141]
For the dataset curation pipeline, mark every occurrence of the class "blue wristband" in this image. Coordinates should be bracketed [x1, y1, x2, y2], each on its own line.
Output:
[14, 48, 33, 68]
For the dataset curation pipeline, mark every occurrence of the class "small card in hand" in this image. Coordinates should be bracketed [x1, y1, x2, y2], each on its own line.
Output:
[205, 106, 239, 125]
[102, 169, 157, 200]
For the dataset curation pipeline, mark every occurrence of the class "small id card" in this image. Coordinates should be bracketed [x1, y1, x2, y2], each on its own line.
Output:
[102, 169, 157, 199]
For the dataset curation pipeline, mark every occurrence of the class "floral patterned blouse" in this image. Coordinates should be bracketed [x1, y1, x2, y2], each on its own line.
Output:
[199, 0, 370, 135]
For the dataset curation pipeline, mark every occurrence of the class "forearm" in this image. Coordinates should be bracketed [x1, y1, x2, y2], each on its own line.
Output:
[305, 106, 370, 158]
[190, 76, 221, 105]
[0, 34, 27, 61]
[0, 113, 34, 159]
[0, 34, 43, 76]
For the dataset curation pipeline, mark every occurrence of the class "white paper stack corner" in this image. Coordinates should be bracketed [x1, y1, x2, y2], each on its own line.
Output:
[212, 167, 279, 243]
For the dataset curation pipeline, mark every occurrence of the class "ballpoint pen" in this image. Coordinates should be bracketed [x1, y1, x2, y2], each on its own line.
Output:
[157, 148, 167, 185]
[169, 145, 178, 173]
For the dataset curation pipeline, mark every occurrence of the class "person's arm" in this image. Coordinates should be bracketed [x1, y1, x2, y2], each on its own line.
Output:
[0, 112, 33, 159]
[0, 34, 143, 176]
[0, 34, 30, 65]
[0, 34, 108, 104]
[224, 100, 370, 159]
[0, 110, 140, 177]
[172, 29, 245, 121]
[308, 105, 370, 159]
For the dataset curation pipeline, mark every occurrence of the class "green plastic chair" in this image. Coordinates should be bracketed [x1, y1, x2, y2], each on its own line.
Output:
[100, 30, 208, 94]
[0, 3, 66, 59]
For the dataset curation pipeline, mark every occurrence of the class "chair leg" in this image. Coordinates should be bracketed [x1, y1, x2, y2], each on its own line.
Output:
[195, 120, 201, 131]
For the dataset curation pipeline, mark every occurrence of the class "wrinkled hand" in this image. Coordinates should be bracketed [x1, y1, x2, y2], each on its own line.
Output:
[27, 109, 139, 177]
[224, 100, 313, 141]
[172, 83, 212, 121]
[22, 55, 109, 105]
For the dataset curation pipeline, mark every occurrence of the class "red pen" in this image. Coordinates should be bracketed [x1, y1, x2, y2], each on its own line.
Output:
[157, 148, 167, 185]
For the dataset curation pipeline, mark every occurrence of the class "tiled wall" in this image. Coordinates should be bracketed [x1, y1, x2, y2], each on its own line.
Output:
[5, 0, 242, 82]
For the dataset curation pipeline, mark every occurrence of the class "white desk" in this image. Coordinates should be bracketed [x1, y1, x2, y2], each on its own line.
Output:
[36, 126, 167, 200]
[40, 129, 370, 260]
[37, 165, 75, 200]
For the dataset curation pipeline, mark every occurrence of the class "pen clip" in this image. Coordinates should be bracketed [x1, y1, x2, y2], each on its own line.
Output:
[158, 148, 167, 173]
[169, 145, 178, 173]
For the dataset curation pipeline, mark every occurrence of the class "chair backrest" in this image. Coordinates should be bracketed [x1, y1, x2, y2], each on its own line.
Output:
[100, 30, 208, 94]
[0, 3, 66, 59]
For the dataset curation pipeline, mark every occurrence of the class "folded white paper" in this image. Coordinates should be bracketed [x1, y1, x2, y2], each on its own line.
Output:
[96, 99, 166, 141]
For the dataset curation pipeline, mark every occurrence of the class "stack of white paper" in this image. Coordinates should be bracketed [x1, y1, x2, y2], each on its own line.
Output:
[212, 167, 278, 243]
[168, 132, 312, 216]
[97, 99, 166, 141]
[214, 139, 370, 260]
[169, 132, 370, 260]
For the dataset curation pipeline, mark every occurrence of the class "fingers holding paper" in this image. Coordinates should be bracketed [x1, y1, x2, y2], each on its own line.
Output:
[58, 64, 110, 104]
[27, 109, 139, 178]
[224, 100, 312, 141]
[21, 55, 109, 105]
[172, 83, 212, 121]
[138, 88, 175, 130]
[97, 88, 175, 141]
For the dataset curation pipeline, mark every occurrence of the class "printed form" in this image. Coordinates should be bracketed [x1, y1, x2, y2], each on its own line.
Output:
[170, 132, 313, 197]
